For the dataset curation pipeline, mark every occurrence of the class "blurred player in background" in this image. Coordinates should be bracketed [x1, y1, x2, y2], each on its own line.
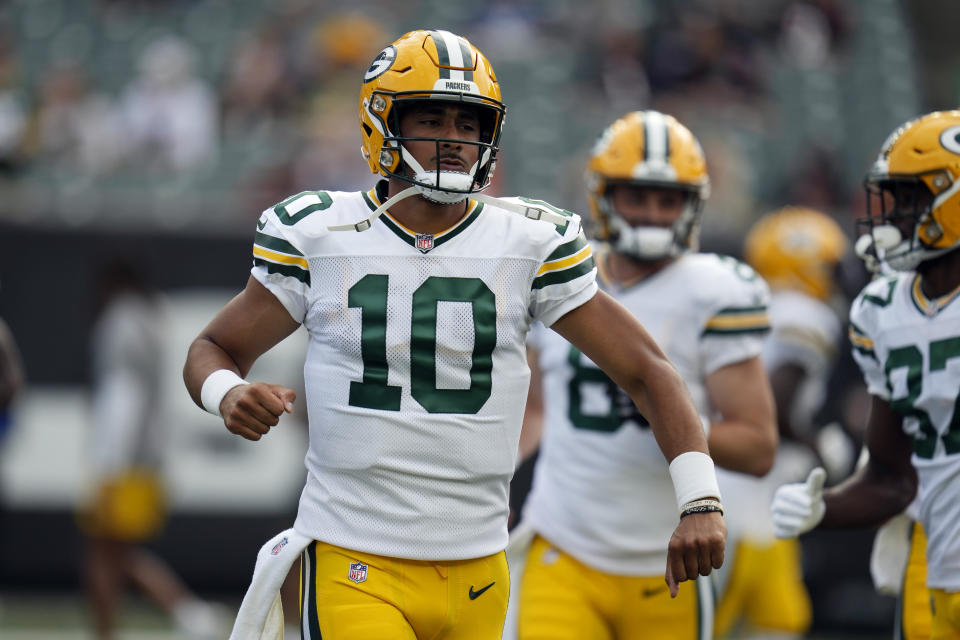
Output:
[0, 312, 23, 446]
[79, 260, 224, 640]
[184, 32, 727, 640]
[772, 110, 960, 640]
[713, 206, 849, 639]
[512, 110, 777, 640]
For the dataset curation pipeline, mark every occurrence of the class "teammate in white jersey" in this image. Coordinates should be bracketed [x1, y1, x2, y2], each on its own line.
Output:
[713, 207, 848, 639]
[183, 32, 726, 640]
[772, 110, 960, 640]
[514, 110, 777, 640]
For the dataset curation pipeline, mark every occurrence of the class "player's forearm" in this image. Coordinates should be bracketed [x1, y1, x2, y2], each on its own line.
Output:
[183, 335, 246, 408]
[708, 419, 777, 476]
[820, 463, 916, 528]
[632, 361, 710, 460]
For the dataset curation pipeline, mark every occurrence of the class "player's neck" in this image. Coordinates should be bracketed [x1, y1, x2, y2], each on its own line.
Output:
[608, 250, 674, 286]
[917, 248, 960, 299]
[385, 179, 470, 235]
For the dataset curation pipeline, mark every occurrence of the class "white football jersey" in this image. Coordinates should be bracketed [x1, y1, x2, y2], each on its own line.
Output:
[250, 184, 598, 561]
[850, 272, 960, 590]
[523, 249, 770, 575]
[718, 290, 841, 541]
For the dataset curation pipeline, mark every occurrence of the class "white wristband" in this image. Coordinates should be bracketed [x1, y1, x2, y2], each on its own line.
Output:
[200, 369, 248, 417]
[669, 451, 721, 512]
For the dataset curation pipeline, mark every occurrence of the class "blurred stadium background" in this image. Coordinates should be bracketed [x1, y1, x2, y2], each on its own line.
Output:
[0, 0, 957, 637]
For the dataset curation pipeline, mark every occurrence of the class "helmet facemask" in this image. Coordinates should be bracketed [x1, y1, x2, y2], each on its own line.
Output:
[859, 171, 957, 271]
[597, 181, 704, 262]
[364, 91, 504, 204]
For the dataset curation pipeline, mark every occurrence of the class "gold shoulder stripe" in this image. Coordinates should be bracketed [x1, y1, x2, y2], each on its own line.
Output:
[253, 246, 309, 270]
[536, 245, 593, 276]
[704, 311, 770, 331]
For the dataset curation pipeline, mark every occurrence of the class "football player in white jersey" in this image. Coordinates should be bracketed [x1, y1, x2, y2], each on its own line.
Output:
[183, 31, 727, 640]
[713, 207, 848, 639]
[513, 111, 777, 640]
[771, 110, 960, 640]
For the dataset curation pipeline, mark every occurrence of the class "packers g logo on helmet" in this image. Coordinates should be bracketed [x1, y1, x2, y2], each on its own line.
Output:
[745, 207, 848, 301]
[859, 110, 960, 271]
[364, 45, 396, 82]
[358, 30, 505, 204]
[585, 110, 710, 260]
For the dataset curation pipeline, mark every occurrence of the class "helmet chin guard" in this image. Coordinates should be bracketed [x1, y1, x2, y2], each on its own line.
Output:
[610, 219, 677, 261]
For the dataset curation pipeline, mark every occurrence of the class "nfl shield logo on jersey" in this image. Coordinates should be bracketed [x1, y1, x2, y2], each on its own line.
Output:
[415, 233, 435, 252]
[270, 536, 288, 556]
[348, 561, 368, 584]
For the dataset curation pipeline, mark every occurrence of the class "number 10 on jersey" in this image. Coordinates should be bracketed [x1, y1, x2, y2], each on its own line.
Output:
[347, 274, 497, 415]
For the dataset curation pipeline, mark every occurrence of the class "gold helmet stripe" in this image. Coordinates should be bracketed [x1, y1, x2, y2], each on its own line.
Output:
[429, 30, 474, 82]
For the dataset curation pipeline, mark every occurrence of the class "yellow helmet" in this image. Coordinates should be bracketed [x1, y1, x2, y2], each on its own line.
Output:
[358, 30, 505, 203]
[859, 110, 960, 270]
[585, 110, 710, 260]
[745, 207, 848, 301]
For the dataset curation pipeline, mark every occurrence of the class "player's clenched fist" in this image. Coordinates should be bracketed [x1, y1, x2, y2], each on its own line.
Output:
[665, 511, 726, 598]
[221, 382, 296, 441]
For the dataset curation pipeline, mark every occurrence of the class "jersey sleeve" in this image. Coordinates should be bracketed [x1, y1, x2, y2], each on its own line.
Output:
[528, 215, 598, 327]
[699, 257, 771, 375]
[250, 205, 312, 323]
[849, 277, 893, 399]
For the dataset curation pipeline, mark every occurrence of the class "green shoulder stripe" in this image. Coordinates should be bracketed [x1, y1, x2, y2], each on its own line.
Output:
[532, 255, 596, 290]
[254, 231, 302, 256]
[253, 258, 311, 286]
[545, 234, 588, 262]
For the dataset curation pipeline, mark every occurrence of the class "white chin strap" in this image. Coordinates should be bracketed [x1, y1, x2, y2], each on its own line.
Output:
[610, 217, 676, 261]
[403, 146, 491, 204]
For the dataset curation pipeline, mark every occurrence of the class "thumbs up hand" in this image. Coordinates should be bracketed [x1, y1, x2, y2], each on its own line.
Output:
[771, 467, 827, 538]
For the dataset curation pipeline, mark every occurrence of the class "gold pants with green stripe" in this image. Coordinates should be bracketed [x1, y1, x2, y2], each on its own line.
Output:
[518, 535, 713, 640]
[299, 540, 509, 639]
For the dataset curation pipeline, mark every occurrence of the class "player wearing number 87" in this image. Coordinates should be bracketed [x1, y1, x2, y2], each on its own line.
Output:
[183, 31, 723, 640]
[771, 111, 960, 639]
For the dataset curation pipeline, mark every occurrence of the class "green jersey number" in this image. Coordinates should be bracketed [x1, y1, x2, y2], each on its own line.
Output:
[347, 274, 496, 414]
[567, 346, 649, 432]
[885, 336, 960, 459]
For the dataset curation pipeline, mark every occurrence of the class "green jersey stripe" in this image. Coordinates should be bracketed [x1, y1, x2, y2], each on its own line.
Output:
[713, 305, 768, 316]
[254, 231, 302, 256]
[545, 234, 588, 261]
[702, 326, 771, 336]
[254, 258, 310, 285]
[849, 320, 869, 339]
[532, 255, 596, 290]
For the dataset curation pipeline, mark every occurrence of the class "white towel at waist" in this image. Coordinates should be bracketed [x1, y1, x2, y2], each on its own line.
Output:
[230, 527, 312, 640]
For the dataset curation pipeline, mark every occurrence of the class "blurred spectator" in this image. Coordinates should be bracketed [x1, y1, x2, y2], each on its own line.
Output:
[0, 30, 27, 176]
[221, 20, 297, 135]
[78, 259, 226, 640]
[120, 36, 219, 173]
[779, 0, 851, 68]
[24, 61, 124, 177]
